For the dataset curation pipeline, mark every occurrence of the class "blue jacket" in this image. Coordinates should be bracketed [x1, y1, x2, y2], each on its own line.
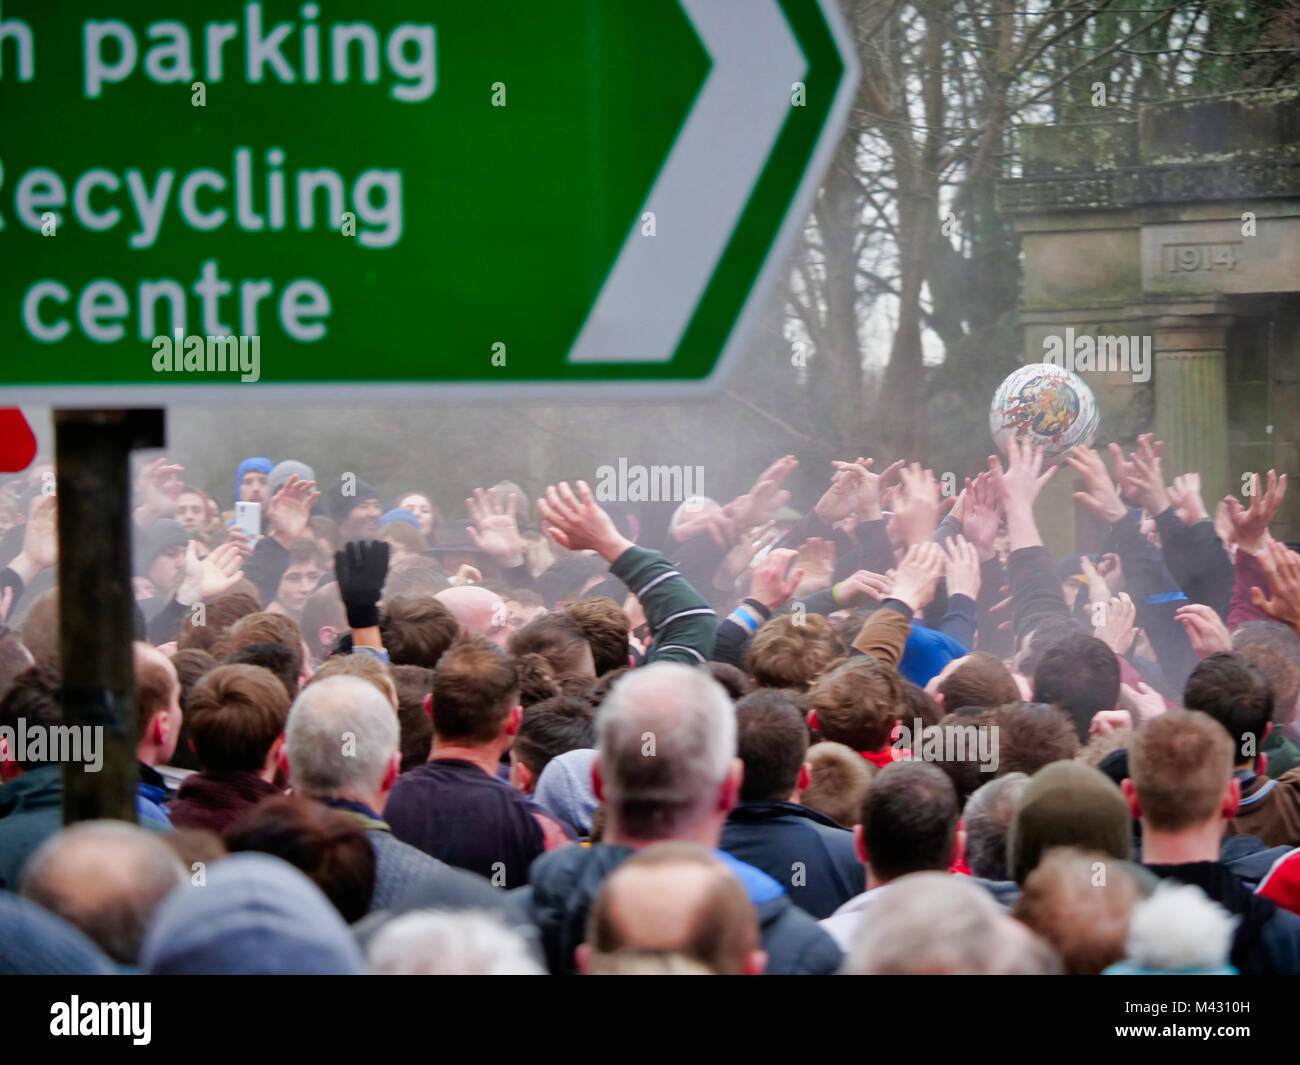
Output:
[720, 800, 863, 919]
[523, 841, 842, 975]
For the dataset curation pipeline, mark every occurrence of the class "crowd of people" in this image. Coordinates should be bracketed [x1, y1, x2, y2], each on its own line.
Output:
[2, 434, 1300, 975]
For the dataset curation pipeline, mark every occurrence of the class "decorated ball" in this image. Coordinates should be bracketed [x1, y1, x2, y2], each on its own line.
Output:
[989, 363, 1098, 460]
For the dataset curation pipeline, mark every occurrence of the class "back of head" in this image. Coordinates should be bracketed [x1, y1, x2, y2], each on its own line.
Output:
[597, 662, 735, 842]
[1017, 613, 1087, 674]
[19, 820, 186, 964]
[1008, 761, 1131, 885]
[1013, 847, 1142, 974]
[962, 772, 1030, 881]
[382, 554, 451, 602]
[939, 652, 1020, 714]
[178, 590, 260, 654]
[1183, 652, 1273, 765]
[223, 640, 300, 700]
[432, 635, 519, 745]
[734, 689, 809, 803]
[0, 665, 62, 769]
[801, 741, 875, 827]
[861, 761, 959, 881]
[1234, 639, 1300, 725]
[809, 656, 905, 752]
[225, 795, 376, 923]
[508, 614, 594, 677]
[985, 701, 1079, 776]
[1032, 632, 1121, 741]
[747, 614, 840, 691]
[218, 610, 303, 660]
[704, 661, 753, 701]
[307, 652, 398, 710]
[391, 664, 435, 772]
[846, 872, 1060, 975]
[380, 594, 459, 669]
[564, 596, 630, 676]
[0, 630, 34, 703]
[585, 841, 761, 975]
[19, 589, 59, 670]
[140, 852, 365, 974]
[368, 910, 544, 975]
[513, 695, 597, 780]
[1109, 880, 1238, 974]
[1129, 709, 1235, 833]
[186, 663, 291, 772]
[286, 674, 399, 799]
[301, 584, 347, 660]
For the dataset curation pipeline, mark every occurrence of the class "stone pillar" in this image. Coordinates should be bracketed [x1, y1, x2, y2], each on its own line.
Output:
[1147, 313, 1233, 507]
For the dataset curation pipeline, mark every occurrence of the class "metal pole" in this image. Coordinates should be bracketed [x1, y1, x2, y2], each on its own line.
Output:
[53, 408, 164, 825]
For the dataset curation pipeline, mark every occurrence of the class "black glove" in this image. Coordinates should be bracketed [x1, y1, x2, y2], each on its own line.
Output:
[334, 540, 390, 629]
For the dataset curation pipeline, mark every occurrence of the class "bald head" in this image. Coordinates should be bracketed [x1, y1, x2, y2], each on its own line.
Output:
[435, 586, 507, 647]
[584, 842, 763, 975]
[20, 820, 187, 963]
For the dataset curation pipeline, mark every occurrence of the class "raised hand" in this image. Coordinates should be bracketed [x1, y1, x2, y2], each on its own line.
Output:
[1252, 540, 1300, 634]
[717, 522, 776, 584]
[891, 463, 942, 547]
[1129, 444, 1171, 517]
[732, 455, 797, 528]
[941, 534, 981, 601]
[134, 457, 184, 522]
[889, 541, 946, 614]
[267, 474, 321, 548]
[538, 481, 632, 561]
[1224, 470, 1287, 553]
[1167, 472, 1209, 526]
[467, 486, 524, 566]
[334, 540, 391, 630]
[1175, 602, 1233, 658]
[832, 569, 893, 606]
[176, 540, 246, 606]
[1065, 445, 1126, 524]
[960, 472, 1001, 562]
[1119, 680, 1167, 727]
[1092, 592, 1137, 656]
[792, 537, 836, 599]
[748, 547, 803, 611]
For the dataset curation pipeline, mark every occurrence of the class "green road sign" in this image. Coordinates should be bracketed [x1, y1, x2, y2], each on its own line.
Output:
[0, 0, 857, 400]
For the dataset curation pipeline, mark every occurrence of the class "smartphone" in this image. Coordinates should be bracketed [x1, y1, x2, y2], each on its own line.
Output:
[234, 501, 261, 540]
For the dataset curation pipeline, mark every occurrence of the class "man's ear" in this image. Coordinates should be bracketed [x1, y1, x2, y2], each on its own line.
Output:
[796, 762, 811, 794]
[951, 825, 966, 870]
[381, 751, 401, 793]
[807, 708, 820, 733]
[575, 943, 591, 975]
[934, 691, 945, 711]
[744, 949, 769, 976]
[504, 704, 523, 737]
[1120, 778, 1141, 820]
[422, 692, 433, 719]
[853, 823, 869, 866]
[1224, 777, 1242, 820]
[719, 757, 743, 814]
[591, 759, 605, 802]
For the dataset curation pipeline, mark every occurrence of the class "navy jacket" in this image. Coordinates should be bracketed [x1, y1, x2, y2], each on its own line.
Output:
[720, 801, 863, 919]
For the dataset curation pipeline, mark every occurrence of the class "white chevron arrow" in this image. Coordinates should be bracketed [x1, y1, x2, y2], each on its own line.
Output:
[567, 0, 808, 364]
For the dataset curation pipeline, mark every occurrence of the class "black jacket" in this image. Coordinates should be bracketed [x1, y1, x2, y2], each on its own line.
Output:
[1146, 860, 1300, 975]
[523, 841, 843, 975]
[720, 801, 863, 919]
